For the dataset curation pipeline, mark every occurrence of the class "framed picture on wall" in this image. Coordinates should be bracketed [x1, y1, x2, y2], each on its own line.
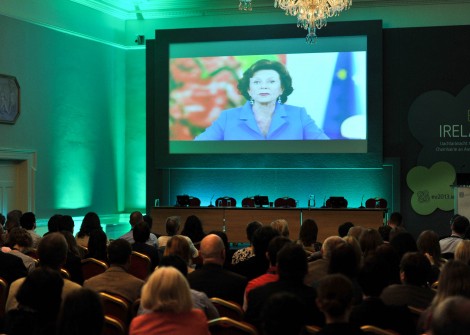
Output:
[0, 74, 20, 124]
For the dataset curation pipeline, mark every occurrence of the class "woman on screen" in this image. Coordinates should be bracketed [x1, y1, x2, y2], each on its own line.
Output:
[194, 59, 329, 141]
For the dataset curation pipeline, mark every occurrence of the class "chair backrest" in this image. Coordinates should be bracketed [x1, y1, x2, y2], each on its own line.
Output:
[189, 196, 201, 207]
[102, 315, 126, 335]
[305, 325, 322, 334]
[274, 197, 296, 208]
[361, 325, 399, 335]
[100, 292, 130, 328]
[129, 251, 151, 280]
[216, 197, 237, 207]
[210, 297, 244, 321]
[60, 268, 71, 279]
[208, 317, 258, 335]
[81, 257, 109, 280]
[241, 198, 255, 208]
[0, 277, 8, 320]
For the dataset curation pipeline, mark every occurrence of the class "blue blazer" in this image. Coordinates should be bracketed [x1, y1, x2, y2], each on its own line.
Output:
[194, 102, 329, 140]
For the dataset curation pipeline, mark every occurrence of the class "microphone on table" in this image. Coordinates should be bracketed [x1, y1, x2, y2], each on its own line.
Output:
[359, 195, 365, 208]
[321, 196, 327, 208]
[208, 194, 215, 207]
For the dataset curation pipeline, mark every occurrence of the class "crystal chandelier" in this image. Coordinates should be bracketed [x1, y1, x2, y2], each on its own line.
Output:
[239, 0, 352, 44]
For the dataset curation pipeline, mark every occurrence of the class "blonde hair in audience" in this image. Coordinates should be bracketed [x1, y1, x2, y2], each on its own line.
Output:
[343, 235, 363, 268]
[141, 266, 192, 313]
[431, 260, 470, 307]
[271, 219, 289, 238]
[455, 240, 470, 265]
[164, 235, 191, 264]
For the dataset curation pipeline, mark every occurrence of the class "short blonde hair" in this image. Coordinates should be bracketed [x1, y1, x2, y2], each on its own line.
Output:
[141, 267, 192, 313]
[164, 235, 191, 264]
[455, 240, 470, 265]
[271, 219, 289, 238]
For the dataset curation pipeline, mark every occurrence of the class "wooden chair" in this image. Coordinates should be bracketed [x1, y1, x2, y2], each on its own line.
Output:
[102, 315, 126, 335]
[60, 268, 71, 279]
[305, 325, 322, 334]
[100, 292, 130, 328]
[210, 297, 244, 321]
[81, 257, 108, 280]
[0, 277, 8, 320]
[361, 325, 399, 335]
[431, 280, 439, 290]
[129, 251, 151, 280]
[208, 317, 258, 335]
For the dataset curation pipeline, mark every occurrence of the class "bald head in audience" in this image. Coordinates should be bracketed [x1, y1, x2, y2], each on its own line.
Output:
[431, 296, 470, 335]
[129, 211, 144, 227]
[200, 234, 226, 265]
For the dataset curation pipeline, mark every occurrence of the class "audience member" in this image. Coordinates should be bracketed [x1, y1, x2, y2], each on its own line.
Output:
[59, 215, 75, 234]
[164, 235, 193, 273]
[377, 225, 392, 242]
[454, 239, 470, 265]
[270, 218, 289, 238]
[305, 236, 345, 285]
[5, 209, 22, 234]
[261, 292, 308, 335]
[350, 253, 415, 334]
[243, 236, 292, 310]
[316, 274, 364, 335]
[132, 221, 159, 270]
[4, 267, 63, 335]
[347, 226, 365, 240]
[297, 218, 322, 254]
[231, 221, 262, 265]
[232, 225, 279, 280]
[387, 211, 404, 229]
[374, 243, 401, 285]
[6, 232, 81, 312]
[84, 238, 144, 304]
[429, 296, 470, 335]
[85, 228, 108, 263]
[45, 214, 63, 236]
[60, 230, 84, 285]
[119, 211, 158, 248]
[245, 243, 324, 331]
[380, 251, 435, 309]
[417, 260, 470, 333]
[158, 216, 198, 258]
[208, 230, 233, 269]
[188, 234, 247, 306]
[4, 227, 36, 273]
[439, 214, 469, 257]
[19, 211, 41, 248]
[181, 215, 207, 244]
[75, 212, 102, 248]
[358, 228, 383, 258]
[56, 288, 104, 335]
[129, 267, 210, 335]
[338, 221, 354, 238]
[389, 231, 418, 261]
[417, 229, 444, 283]
[0, 247, 28, 284]
[342, 235, 363, 269]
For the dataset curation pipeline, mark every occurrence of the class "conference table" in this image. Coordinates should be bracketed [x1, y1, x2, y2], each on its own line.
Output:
[150, 206, 387, 243]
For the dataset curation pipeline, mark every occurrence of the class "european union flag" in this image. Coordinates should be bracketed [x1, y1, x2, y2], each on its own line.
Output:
[323, 52, 357, 139]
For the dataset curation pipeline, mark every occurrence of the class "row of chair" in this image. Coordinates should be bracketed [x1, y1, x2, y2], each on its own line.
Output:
[177, 196, 297, 208]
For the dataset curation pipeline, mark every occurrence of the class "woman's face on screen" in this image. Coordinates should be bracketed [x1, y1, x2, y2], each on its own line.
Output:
[248, 69, 283, 104]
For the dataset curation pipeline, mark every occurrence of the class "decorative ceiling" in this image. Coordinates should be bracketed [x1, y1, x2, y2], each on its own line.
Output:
[71, 0, 470, 20]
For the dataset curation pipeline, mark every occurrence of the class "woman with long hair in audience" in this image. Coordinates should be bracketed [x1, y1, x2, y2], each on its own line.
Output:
[60, 230, 85, 285]
[359, 228, 383, 258]
[164, 235, 194, 273]
[129, 266, 210, 335]
[75, 212, 102, 248]
[297, 218, 322, 255]
[85, 229, 109, 263]
[417, 260, 470, 333]
[181, 215, 206, 244]
[417, 230, 445, 283]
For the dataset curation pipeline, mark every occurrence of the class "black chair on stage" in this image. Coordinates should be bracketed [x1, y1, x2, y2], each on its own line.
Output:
[274, 197, 296, 208]
[241, 197, 255, 208]
[188, 196, 201, 207]
[215, 196, 237, 207]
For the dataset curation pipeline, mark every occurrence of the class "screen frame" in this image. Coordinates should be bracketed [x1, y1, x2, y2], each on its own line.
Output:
[147, 20, 383, 169]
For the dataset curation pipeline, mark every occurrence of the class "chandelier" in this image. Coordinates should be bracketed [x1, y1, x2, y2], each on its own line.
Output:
[239, 0, 352, 44]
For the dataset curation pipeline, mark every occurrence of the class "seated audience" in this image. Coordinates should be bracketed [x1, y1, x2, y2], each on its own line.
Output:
[119, 211, 158, 248]
[387, 211, 404, 229]
[430, 296, 470, 335]
[129, 267, 210, 335]
[4, 267, 63, 335]
[84, 238, 144, 304]
[60, 230, 85, 284]
[316, 274, 364, 335]
[297, 218, 322, 255]
[243, 236, 292, 310]
[59, 215, 75, 234]
[380, 251, 435, 309]
[4, 227, 36, 273]
[454, 239, 470, 265]
[158, 216, 198, 258]
[231, 221, 262, 265]
[389, 231, 418, 261]
[44, 214, 62, 236]
[270, 218, 290, 238]
[350, 253, 415, 334]
[305, 236, 345, 286]
[378, 225, 392, 242]
[85, 228, 109, 263]
[0, 248, 28, 284]
[417, 260, 470, 333]
[232, 225, 280, 280]
[261, 292, 308, 335]
[132, 221, 159, 270]
[347, 226, 365, 240]
[245, 243, 324, 331]
[439, 214, 469, 257]
[208, 230, 233, 269]
[75, 212, 102, 248]
[417, 229, 444, 283]
[5, 210, 22, 235]
[188, 234, 247, 306]
[57, 288, 104, 335]
[6, 232, 81, 312]
[19, 211, 41, 248]
[359, 228, 383, 258]
[181, 215, 207, 245]
[338, 221, 354, 238]
[163, 235, 193, 273]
